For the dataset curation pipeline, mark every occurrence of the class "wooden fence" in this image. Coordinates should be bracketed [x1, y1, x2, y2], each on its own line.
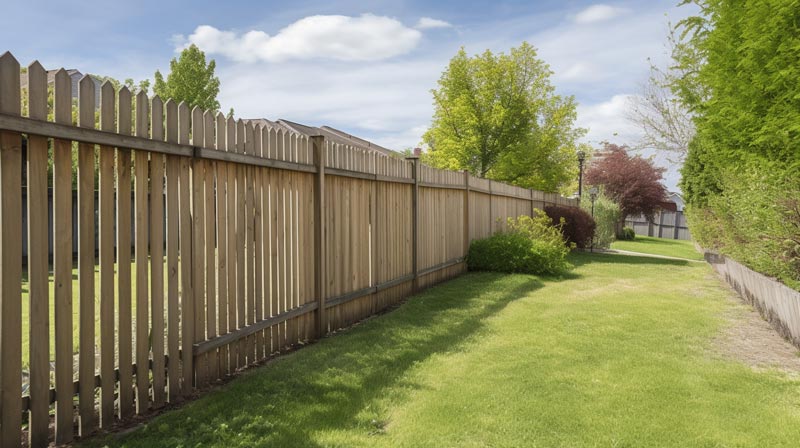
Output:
[625, 210, 691, 241]
[0, 52, 578, 447]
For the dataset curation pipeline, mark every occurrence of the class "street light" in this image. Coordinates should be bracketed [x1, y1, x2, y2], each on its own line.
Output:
[577, 150, 586, 198]
[589, 186, 599, 252]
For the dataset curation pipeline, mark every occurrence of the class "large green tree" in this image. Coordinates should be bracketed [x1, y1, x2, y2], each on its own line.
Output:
[422, 42, 585, 192]
[154, 44, 221, 111]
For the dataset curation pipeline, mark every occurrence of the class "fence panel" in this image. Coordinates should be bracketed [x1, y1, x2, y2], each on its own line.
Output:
[0, 52, 580, 447]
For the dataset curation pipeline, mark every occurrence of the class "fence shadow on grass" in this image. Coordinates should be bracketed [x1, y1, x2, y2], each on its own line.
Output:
[84, 272, 542, 448]
[570, 252, 691, 268]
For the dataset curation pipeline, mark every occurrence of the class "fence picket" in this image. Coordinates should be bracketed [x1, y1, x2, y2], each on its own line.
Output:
[25, 60, 49, 447]
[116, 86, 134, 420]
[78, 74, 97, 435]
[191, 107, 207, 386]
[178, 102, 194, 396]
[0, 52, 23, 448]
[150, 96, 166, 408]
[215, 113, 229, 377]
[53, 68, 74, 444]
[165, 99, 181, 402]
[134, 90, 151, 414]
[203, 110, 218, 382]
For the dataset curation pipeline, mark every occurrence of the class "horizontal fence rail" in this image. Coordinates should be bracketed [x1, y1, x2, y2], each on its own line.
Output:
[0, 52, 579, 447]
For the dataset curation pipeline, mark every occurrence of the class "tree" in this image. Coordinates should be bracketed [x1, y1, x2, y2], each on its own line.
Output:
[154, 44, 221, 111]
[422, 42, 585, 192]
[626, 39, 695, 162]
[584, 143, 668, 226]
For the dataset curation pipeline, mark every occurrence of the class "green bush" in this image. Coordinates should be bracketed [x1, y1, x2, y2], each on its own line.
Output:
[580, 192, 620, 249]
[618, 227, 636, 241]
[687, 164, 800, 291]
[467, 214, 572, 275]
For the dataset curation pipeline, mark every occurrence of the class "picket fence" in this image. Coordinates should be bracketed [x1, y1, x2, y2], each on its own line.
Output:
[0, 52, 577, 447]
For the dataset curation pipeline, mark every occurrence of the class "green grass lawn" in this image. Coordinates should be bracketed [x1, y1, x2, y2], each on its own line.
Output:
[611, 235, 704, 261]
[20, 260, 149, 369]
[82, 253, 800, 447]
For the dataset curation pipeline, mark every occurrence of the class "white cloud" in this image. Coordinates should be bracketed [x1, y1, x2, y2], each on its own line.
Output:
[416, 17, 453, 29]
[576, 94, 638, 144]
[215, 57, 445, 149]
[573, 4, 629, 24]
[177, 14, 422, 63]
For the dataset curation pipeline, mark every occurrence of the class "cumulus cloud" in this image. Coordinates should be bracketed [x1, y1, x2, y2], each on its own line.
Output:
[176, 14, 422, 63]
[415, 17, 453, 29]
[573, 4, 629, 24]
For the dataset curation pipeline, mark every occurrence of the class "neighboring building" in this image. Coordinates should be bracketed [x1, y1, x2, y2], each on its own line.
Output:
[245, 118, 401, 157]
[657, 192, 685, 212]
[667, 191, 685, 212]
[20, 69, 102, 107]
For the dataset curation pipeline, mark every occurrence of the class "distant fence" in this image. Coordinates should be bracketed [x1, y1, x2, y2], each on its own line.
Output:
[706, 252, 800, 347]
[0, 52, 578, 447]
[625, 210, 691, 240]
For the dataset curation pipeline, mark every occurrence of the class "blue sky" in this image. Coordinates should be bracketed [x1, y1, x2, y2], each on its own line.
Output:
[2, 0, 694, 190]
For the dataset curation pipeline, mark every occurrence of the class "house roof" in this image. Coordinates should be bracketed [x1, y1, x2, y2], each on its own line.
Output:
[244, 118, 399, 157]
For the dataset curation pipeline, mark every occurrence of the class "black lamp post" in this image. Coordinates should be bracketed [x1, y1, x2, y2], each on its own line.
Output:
[577, 150, 586, 198]
[589, 186, 599, 252]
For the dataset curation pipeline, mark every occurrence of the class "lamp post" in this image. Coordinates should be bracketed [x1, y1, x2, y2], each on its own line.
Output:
[589, 186, 599, 252]
[577, 150, 586, 198]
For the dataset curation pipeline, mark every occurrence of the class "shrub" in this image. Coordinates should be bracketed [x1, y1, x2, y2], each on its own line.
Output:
[687, 164, 800, 291]
[543, 205, 596, 248]
[580, 192, 621, 249]
[467, 214, 572, 275]
[618, 227, 636, 241]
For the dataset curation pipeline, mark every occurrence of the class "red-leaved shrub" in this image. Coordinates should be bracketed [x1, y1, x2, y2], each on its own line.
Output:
[543, 205, 596, 249]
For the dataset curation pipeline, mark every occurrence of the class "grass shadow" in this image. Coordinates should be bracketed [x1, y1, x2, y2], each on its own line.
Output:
[85, 272, 543, 448]
[569, 251, 692, 268]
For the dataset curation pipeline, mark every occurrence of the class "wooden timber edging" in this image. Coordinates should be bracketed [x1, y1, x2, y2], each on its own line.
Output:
[705, 250, 800, 347]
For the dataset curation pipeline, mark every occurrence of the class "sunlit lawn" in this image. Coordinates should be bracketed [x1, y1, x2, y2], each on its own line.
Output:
[20, 260, 152, 369]
[611, 235, 704, 261]
[82, 252, 800, 447]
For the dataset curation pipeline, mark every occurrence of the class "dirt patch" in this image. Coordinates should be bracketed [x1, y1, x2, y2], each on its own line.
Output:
[710, 274, 800, 376]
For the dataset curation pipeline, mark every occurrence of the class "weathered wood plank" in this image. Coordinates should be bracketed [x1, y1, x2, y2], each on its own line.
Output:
[165, 99, 181, 402]
[78, 74, 97, 435]
[25, 60, 50, 447]
[53, 68, 75, 444]
[134, 91, 150, 414]
[178, 102, 194, 395]
[150, 96, 166, 408]
[191, 107, 207, 386]
[0, 51, 23, 448]
[117, 86, 134, 420]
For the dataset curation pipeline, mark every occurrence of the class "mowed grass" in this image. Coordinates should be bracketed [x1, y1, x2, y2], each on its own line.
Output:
[611, 235, 704, 260]
[83, 253, 800, 447]
[20, 260, 151, 369]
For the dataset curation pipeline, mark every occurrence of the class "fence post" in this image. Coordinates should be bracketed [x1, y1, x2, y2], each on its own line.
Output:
[463, 170, 470, 259]
[312, 135, 327, 337]
[658, 210, 665, 238]
[488, 180, 493, 233]
[674, 211, 681, 240]
[407, 157, 420, 292]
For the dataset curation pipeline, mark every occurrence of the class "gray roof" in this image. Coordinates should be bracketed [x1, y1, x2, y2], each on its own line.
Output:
[244, 118, 399, 157]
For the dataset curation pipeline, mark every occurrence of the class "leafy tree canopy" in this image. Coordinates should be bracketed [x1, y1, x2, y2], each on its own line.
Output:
[422, 42, 585, 193]
[584, 143, 668, 222]
[154, 44, 221, 112]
